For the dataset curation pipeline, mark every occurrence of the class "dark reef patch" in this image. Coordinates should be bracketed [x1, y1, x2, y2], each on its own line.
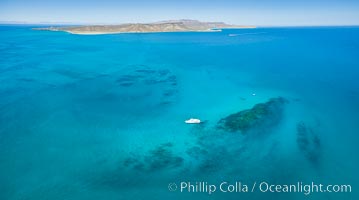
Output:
[186, 142, 230, 173]
[159, 101, 172, 105]
[116, 67, 177, 88]
[52, 68, 86, 80]
[118, 82, 134, 87]
[217, 97, 287, 133]
[124, 143, 184, 172]
[162, 89, 177, 97]
[296, 122, 321, 165]
[115, 66, 179, 106]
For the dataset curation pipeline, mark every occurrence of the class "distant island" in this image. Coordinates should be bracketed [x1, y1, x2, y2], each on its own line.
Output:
[33, 19, 256, 35]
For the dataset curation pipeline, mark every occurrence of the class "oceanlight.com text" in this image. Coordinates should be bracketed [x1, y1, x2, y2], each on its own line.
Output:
[167, 181, 352, 195]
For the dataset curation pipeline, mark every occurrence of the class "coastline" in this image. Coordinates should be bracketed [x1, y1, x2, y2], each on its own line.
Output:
[63, 29, 222, 35]
[45, 27, 256, 35]
[32, 20, 256, 35]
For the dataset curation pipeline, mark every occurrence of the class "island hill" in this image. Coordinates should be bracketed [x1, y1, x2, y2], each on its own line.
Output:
[34, 19, 255, 35]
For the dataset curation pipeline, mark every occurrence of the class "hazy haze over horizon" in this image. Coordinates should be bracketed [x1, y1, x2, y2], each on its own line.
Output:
[0, 0, 358, 26]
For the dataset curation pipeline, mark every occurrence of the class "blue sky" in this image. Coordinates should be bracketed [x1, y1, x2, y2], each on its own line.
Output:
[0, 0, 358, 25]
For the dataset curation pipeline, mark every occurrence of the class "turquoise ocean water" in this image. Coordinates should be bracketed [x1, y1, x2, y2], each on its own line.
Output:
[0, 25, 358, 199]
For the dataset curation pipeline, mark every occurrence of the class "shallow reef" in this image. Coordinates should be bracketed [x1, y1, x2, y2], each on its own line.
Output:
[116, 68, 177, 88]
[123, 142, 184, 172]
[217, 97, 287, 133]
[121, 97, 289, 177]
[116, 66, 178, 106]
[296, 122, 321, 164]
[186, 142, 232, 173]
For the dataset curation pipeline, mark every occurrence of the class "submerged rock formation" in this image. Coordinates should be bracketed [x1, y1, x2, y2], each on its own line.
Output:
[123, 143, 184, 172]
[116, 68, 177, 87]
[116, 66, 178, 106]
[296, 122, 321, 164]
[217, 97, 287, 133]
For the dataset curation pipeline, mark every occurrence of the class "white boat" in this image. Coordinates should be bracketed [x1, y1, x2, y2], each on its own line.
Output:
[185, 118, 201, 124]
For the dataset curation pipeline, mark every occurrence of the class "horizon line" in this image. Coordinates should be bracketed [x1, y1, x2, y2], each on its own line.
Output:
[1, 23, 359, 28]
[0, 20, 359, 27]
